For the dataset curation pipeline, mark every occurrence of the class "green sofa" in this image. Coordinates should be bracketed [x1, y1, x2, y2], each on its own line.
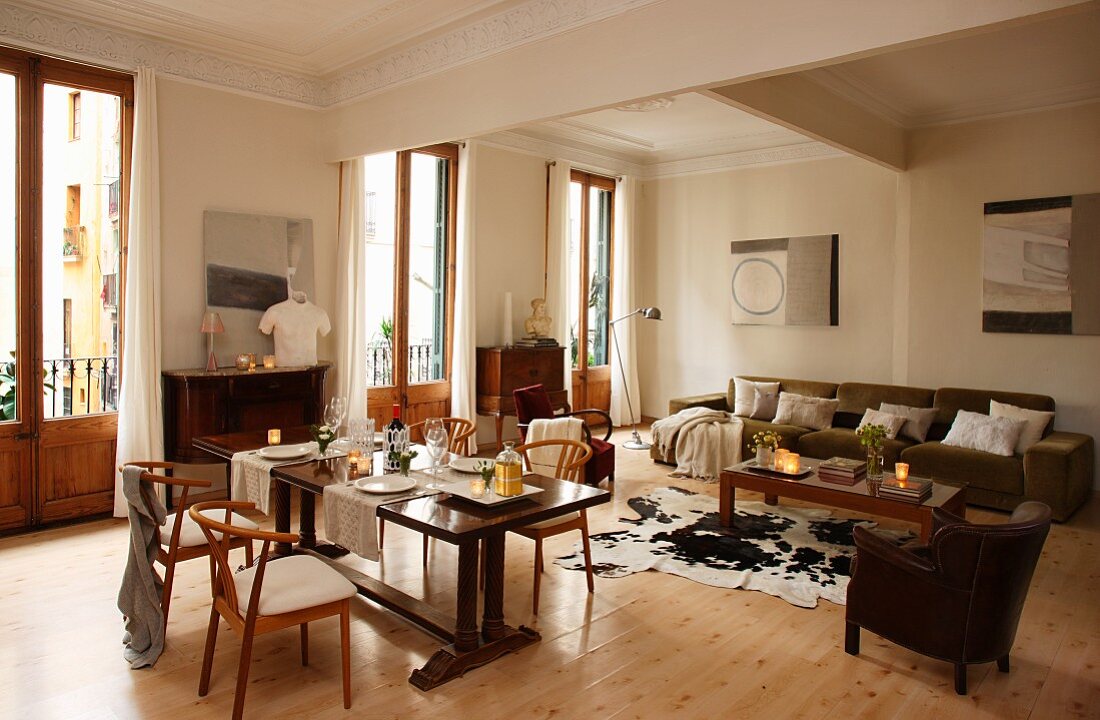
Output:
[657, 376, 1094, 522]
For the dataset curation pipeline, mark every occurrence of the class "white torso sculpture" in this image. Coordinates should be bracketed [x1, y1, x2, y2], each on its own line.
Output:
[259, 292, 331, 366]
[524, 298, 552, 338]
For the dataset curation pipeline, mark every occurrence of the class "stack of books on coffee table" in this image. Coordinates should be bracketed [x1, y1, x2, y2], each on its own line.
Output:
[878, 475, 933, 503]
[817, 457, 866, 485]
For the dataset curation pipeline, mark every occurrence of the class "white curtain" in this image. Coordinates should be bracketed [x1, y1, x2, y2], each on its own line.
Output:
[451, 141, 478, 453]
[545, 160, 573, 406]
[610, 176, 641, 426]
[113, 67, 163, 517]
[335, 158, 369, 420]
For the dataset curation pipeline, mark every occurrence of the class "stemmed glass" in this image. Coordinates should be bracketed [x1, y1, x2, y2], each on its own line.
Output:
[423, 418, 449, 490]
[324, 397, 347, 443]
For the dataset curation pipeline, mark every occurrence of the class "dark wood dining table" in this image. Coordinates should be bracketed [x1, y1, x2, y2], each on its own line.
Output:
[193, 426, 612, 690]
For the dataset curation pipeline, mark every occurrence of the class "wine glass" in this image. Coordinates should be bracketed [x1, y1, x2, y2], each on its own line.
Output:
[324, 397, 347, 441]
[424, 418, 449, 489]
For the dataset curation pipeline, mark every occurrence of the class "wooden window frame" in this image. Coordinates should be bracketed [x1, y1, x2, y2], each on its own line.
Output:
[569, 169, 616, 371]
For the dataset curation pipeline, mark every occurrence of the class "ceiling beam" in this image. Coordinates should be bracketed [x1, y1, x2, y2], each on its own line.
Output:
[704, 75, 908, 171]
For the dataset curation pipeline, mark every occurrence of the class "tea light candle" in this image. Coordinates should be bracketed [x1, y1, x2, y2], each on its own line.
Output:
[263, 354, 276, 369]
[774, 448, 789, 470]
[248, 355, 257, 372]
[895, 462, 909, 482]
[470, 477, 486, 498]
[785, 453, 801, 474]
[267, 429, 281, 445]
[348, 455, 359, 476]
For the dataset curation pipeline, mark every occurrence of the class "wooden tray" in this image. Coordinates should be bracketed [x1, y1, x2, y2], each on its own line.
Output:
[739, 459, 814, 479]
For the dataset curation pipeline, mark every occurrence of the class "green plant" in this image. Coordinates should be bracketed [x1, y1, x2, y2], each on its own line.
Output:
[856, 423, 888, 450]
[379, 317, 393, 344]
[1, 354, 55, 421]
[389, 447, 418, 476]
[476, 460, 495, 483]
[310, 423, 336, 454]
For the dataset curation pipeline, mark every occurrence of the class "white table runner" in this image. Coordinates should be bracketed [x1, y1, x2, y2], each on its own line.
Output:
[230, 442, 347, 514]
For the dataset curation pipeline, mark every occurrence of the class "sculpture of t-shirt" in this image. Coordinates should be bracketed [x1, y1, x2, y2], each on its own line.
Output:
[258, 298, 331, 367]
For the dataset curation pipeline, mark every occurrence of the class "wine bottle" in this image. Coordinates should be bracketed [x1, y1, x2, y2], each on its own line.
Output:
[382, 403, 407, 474]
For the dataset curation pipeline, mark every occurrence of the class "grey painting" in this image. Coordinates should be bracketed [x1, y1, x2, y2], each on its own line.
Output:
[729, 235, 838, 326]
[983, 194, 1100, 335]
[204, 211, 316, 361]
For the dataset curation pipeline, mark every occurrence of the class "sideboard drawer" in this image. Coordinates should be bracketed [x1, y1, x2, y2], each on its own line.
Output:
[229, 373, 313, 400]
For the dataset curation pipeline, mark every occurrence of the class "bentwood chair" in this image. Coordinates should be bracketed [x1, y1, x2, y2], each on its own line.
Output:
[513, 384, 615, 486]
[845, 501, 1051, 694]
[381, 417, 477, 565]
[121, 461, 256, 631]
[190, 501, 357, 720]
[509, 439, 594, 614]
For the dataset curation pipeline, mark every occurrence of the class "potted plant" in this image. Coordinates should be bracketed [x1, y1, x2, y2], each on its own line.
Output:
[856, 423, 888, 488]
[751, 430, 781, 467]
[389, 448, 418, 477]
[310, 424, 336, 456]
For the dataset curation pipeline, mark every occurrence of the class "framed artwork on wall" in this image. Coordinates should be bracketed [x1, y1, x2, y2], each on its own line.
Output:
[729, 234, 839, 326]
[983, 194, 1100, 335]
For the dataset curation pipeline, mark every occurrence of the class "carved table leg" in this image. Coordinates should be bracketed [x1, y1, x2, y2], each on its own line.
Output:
[454, 540, 480, 652]
[273, 481, 292, 556]
[482, 533, 506, 641]
[299, 492, 317, 549]
[764, 494, 779, 506]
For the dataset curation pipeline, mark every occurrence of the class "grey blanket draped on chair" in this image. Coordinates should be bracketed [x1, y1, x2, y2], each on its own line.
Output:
[117, 464, 167, 668]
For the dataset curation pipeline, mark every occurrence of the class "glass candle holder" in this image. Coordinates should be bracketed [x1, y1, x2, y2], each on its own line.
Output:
[785, 453, 801, 473]
[470, 477, 486, 498]
[268, 429, 281, 445]
[348, 455, 359, 476]
[263, 354, 276, 368]
[774, 448, 789, 470]
[895, 462, 910, 483]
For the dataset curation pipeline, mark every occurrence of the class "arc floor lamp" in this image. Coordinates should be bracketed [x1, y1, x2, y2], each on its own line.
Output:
[609, 306, 661, 450]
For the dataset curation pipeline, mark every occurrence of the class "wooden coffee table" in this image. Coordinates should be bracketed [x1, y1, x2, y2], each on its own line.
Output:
[719, 458, 966, 541]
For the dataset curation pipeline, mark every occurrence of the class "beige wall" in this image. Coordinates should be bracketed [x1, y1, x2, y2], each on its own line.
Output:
[157, 79, 338, 371]
[637, 156, 899, 416]
[470, 144, 548, 446]
[904, 102, 1100, 456]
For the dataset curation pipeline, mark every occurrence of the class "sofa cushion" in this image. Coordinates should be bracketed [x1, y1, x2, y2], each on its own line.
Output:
[930, 387, 1055, 442]
[727, 376, 838, 417]
[798, 428, 915, 467]
[774, 392, 839, 430]
[900, 441, 1024, 495]
[856, 408, 907, 439]
[942, 410, 1027, 457]
[880, 403, 939, 443]
[733, 378, 780, 418]
[738, 418, 813, 458]
[834, 383, 935, 429]
[990, 400, 1055, 455]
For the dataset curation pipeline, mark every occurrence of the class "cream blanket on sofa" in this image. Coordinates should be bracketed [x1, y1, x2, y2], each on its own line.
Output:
[651, 407, 744, 480]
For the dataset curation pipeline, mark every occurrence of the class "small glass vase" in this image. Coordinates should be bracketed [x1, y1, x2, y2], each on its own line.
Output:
[398, 458, 412, 477]
[756, 446, 774, 468]
[866, 446, 885, 494]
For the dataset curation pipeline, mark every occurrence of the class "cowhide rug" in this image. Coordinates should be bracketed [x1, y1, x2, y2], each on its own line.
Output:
[555, 487, 909, 608]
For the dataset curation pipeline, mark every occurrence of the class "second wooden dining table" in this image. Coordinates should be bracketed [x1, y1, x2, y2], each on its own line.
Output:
[193, 426, 611, 690]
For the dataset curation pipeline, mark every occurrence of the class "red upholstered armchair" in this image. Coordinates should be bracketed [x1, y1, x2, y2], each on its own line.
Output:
[845, 501, 1051, 695]
[513, 384, 615, 486]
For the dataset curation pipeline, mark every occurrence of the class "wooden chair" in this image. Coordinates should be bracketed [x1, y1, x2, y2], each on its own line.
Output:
[513, 384, 615, 485]
[120, 461, 255, 631]
[189, 501, 357, 720]
[381, 417, 477, 566]
[509, 439, 594, 614]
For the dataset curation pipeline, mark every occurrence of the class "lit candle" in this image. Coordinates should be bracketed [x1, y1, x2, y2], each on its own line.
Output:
[470, 477, 486, 498]
[774, 448, 789, 470]
[785, 453, 800, 473]
[248, 354, 257, 372]
[895, 462, 909, 483]
[263, 354, 276, 369]
[267, 429, 281, 445]
[348, 456, 359, 476]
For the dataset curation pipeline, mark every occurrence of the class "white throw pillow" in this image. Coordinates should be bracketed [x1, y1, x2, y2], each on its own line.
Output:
[773, 392, 839, 431]
[733, 378, 779, 418]
[856, 409, 907, 440]
[941, 410, 1027, 457]
[879, 403, 939, 443]
[989, 400, 1054, 455]
[751, 386, 780, 420]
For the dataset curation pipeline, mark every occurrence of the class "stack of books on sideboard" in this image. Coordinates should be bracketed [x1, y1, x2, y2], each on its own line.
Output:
[878, 475, 933, 503]
[817, 457, 865, 485]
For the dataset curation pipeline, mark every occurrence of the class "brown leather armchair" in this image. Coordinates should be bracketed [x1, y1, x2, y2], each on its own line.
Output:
[844, 501, 1051, 695]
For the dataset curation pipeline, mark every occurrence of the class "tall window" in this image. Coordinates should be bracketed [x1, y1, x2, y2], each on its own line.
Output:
[362, 144, 457, 410]
[568, 170, 615, 370]
[68, 91, 80, 140]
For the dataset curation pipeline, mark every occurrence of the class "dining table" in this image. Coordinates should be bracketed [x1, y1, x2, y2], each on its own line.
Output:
[192, 426, 612, 690]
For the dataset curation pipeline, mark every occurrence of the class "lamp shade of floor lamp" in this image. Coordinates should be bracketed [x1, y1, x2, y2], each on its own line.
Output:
[609, 307, 661, 450]
[201, 311, 224, 371]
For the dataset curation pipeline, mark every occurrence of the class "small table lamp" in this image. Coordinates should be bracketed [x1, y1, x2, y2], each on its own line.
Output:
[201, 311, 224, 371]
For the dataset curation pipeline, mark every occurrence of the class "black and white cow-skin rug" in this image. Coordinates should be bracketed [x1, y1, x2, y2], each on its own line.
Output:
[555, 487, 909, 608]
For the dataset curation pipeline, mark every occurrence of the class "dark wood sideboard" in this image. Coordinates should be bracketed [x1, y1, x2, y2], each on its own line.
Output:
[476, 346, 567, 450]
[163, 363, 329, 464]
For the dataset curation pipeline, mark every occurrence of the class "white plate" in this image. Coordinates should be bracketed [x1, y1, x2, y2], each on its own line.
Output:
[354, 475, 417, 495]
[257, 444, 313, 460]
[449, 456, 489, 474]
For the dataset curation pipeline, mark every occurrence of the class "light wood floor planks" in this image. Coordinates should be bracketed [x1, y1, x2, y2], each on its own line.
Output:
[1, 426, 1097, 719]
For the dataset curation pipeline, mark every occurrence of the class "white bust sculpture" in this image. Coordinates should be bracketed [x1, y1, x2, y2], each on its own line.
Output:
[524, 298, 552, 338]
[259, 291, 331, 366]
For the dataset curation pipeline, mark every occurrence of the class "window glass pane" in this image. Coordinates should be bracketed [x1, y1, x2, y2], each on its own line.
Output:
[41, 84, 121, 418]
[0, 73, 16, 422]
[587, 186, 612, 366]
[408, 152, 449, 383]
[567, 181, 583, 368]
[363, 152, 397, 386]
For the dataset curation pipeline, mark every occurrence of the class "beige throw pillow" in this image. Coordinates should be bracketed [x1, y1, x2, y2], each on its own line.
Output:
[752, 386, 780, 420]
[773, 392, 839, 430]
[942, 410, 1026, 457]
[856, 409, 907, 440]
[879, 403, 939, 443]
[733, 378, 779, 418]
[989, 400, 1054, 455]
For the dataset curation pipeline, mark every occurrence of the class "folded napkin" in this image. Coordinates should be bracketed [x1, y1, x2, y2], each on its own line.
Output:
[230, 442, 333, 514]
[323, 476, 440, 562]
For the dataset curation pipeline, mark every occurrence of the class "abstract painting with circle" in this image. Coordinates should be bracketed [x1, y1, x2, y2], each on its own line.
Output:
[729, 235, 838, 326]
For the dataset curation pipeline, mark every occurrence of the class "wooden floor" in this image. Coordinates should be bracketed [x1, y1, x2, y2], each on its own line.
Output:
[2, 427, 1098, 719]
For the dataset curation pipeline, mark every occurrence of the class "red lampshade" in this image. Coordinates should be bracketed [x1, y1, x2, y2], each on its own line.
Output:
[200, 311, 225, 334]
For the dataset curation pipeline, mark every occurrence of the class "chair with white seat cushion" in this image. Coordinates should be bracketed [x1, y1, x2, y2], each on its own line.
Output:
[190, 501, 356, 720]
[122, 461, 254, 633]
[509, 439, 593, 614]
